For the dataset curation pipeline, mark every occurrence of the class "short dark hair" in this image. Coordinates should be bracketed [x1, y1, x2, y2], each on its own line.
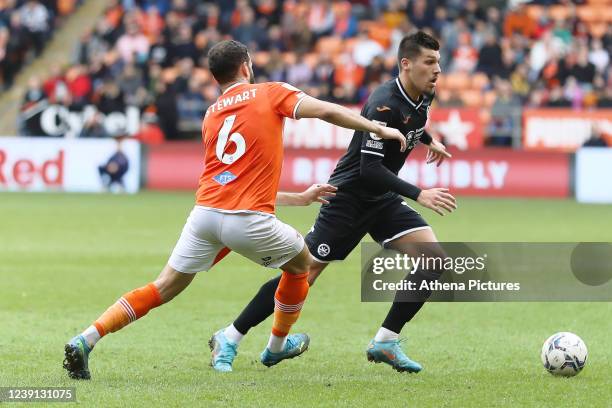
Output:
[208, 40, 250, 84]
[397, 31, 440, 63]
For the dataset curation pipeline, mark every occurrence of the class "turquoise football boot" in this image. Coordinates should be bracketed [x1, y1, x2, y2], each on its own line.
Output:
[260, 333, 310, 367]
[63, 335, 92, 380]
[209, 330, 238, 372]
[366, 338, 422, 373]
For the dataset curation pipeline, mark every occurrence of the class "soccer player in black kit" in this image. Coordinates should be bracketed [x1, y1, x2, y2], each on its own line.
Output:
[209, 31, 457, 373]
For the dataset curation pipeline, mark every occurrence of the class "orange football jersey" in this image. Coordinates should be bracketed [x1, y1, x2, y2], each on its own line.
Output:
[196, 82, 305, 214]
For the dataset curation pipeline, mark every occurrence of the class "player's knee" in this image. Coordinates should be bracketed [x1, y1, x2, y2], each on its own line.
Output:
[154, 266, 194, 303]
[306, 262, 326, 287]
[282, 247, 312, 275]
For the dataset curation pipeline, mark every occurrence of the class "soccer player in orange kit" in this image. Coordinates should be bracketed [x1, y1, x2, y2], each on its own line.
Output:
[62, 40, 407, 378]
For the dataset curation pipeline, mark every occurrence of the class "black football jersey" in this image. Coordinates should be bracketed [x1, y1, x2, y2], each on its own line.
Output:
[328, 78, 434, 200]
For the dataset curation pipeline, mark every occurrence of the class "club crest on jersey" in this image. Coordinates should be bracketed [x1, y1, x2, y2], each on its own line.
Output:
[317, 243, 330, 257]
[369, 120, 387, 140]
[405, 126, 426, 149]
[213, 171, 237, 185]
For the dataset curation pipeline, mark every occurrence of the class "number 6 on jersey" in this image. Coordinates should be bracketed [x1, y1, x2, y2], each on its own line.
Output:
[216, 115, 246, 164]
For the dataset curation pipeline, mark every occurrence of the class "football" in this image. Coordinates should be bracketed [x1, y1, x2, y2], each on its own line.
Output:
[541, 332, 588, 377]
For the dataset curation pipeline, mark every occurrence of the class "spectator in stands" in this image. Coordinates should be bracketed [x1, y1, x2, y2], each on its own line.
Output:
[563, 76, 585, 109]
[117, 62, 145, 107]
[546, 85, 571, 107]
[19, 0, 50, 56]
[116, 23, 150, 64]
[96, 80, 125, 114]
[65, 65, 92, 109]
[462, 0, 486, 28]
[352, 28, 384, 67]
[154, 81, 178, 140]
[307, 0, 335, 41]
[503, 3, 535, 39]
[589, 39, 609, 75]
[286, 53, 312, 88]
[570, 47, 596, 85]
[134, 110, 165, 145]
[177, 77, 206, 132]
[262, 48, 286, 82]
[489, 79, 521, 146]
[409, 0, 435, 29]
[231, 6, 266, 51]
[476, 31, 502, 77]
[451, 31, 478, 72]
[334, 1, 357, 38]
[171, 23, 198, 62]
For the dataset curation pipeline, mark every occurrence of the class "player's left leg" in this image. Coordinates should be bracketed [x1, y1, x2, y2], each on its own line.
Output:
[216, 213, 312, 368]
[367, 199, 445, 373]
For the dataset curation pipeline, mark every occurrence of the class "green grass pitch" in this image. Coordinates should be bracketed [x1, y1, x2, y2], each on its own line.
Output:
[1, 192, 611, 407]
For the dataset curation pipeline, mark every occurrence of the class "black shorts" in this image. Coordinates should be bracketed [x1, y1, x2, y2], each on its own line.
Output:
[304, 191, 430, 262]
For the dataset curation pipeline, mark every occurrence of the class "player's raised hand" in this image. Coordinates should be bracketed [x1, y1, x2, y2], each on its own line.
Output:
[300, 183, 338, 205]
[417, 188, 457, 216]
[425, 139, 451, 167]
[376, 127, 407, 152]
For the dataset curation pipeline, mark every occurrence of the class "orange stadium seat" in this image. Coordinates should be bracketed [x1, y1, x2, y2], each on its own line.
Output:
[343, 37, 359, 53]
[282, 52, 297, 65]
[549, 5, 570, 21]
[303, 53, 319, 68]
[471, 72, 490, 91]
[316, 36, 344, 56]
[444, 72, 470, 91]
[576, 6, 598, 23]
[479, 108, 492, 125]
[484, 90, 497, 107]
[461, 90, 483, 107]
[526, 5, 545, 21]
[368, 24, 392, 49]
[253, 52, 270, 67]
[193, 68, 211, 83]
[589, 22, 608, 38]
[58, 0, 76, 15]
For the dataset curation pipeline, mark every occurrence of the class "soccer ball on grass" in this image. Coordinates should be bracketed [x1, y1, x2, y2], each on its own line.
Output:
[541, 332, 587, 377]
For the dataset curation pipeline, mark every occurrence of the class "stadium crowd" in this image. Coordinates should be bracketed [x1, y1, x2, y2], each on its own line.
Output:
[0, 0, 80, 90]
[16, 0, 612, 144]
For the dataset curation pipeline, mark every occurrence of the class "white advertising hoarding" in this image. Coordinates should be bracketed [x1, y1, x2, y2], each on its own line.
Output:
[575, 148, 612, 203]
[0, 137, 141, 193]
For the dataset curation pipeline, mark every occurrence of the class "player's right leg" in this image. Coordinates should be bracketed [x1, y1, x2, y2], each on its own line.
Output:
[64, 207, 226, 379]
[63, 265, 194, 379]
[210, 191, 369, 371]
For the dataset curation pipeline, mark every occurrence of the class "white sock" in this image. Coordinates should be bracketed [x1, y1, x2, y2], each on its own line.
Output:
[223, 324, 244, 345]
[267, 334, 287, 353]
[81, 325, 101, 349]
[374, 327, 399, 342]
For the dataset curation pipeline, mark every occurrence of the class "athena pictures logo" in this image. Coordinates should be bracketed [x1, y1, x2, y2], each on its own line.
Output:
[317, 243, 330, 257]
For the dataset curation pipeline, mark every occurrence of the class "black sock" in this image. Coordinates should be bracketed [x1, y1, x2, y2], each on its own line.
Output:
[381, 268, 441, 334]
[233, 275, 281, 335]
[381, 300, 426, 334]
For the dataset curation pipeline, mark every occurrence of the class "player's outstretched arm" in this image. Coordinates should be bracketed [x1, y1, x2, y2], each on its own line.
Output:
[295, 96, 406, 152]
[276, 183, 338, 206]
[360, 154, 457, 216]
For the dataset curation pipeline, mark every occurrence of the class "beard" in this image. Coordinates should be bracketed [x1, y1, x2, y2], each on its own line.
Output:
[248, 65, 255, 84]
